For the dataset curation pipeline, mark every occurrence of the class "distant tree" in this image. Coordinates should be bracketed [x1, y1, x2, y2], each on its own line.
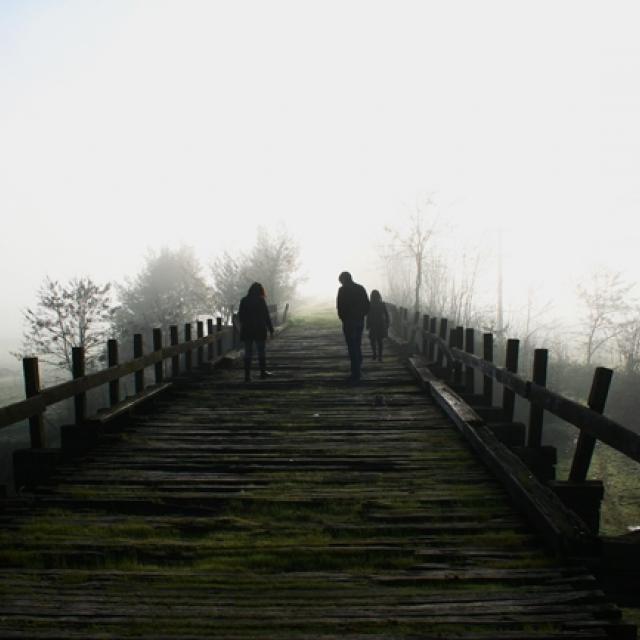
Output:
[383, 252, 413, 309]
[14, 276, 113, 373]
[422, 252, 450, 317]
[384, 195, 439, 314]
[113, 246, 212, 337]
[210, 251, 249, 323]
[503, 285, 555, 376]
[445, 248, 485, 327]
[576, 268, 634, 365]
[616, 312, 640, 374]
[210, 227, 301, 318]
[245, 227, 301, 304]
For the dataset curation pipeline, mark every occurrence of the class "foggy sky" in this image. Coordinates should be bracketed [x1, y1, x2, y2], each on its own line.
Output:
[2, 1, 640, 367]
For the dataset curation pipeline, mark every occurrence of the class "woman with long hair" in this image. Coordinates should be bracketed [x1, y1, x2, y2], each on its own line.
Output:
[238, 282, 274, 382]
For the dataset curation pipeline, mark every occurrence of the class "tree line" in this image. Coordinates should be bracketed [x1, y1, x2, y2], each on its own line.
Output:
[14, 228, 300, 375]
[381, 197, 640, 377]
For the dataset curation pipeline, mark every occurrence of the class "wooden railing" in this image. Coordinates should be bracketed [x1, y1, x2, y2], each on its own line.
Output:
[0, 304, 285, 449]
[388, 305, 640, 552]
[389, 305, 640, 477]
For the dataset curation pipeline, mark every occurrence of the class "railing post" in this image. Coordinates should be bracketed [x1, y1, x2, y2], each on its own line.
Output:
[283, 303, 289, 324]
[569, 367, 613, 482]
[197, 320, 204, 367]
[422, 315, 430, 356]
[184, 323, 192, 371]
[502, 339, 519, 422]
[133, 334, 144, 393]
[403, 308, 409, 340]
[452, 326, 463, 388]
[216, 317, 223, 356]
[436, 318, 448, 369]
[207, 319, 214, 361]
[482, 333, 494, 406]
[72, 346, 86, 425]
[232, 314, 238, 348]
[527, 349, 548, 448]
[170, 325, 179, 378]
[428, 317, 437, 360]
[107, 339, 120, 406]
[464, 328, 475, 395]
[153, 328, 163, 384]
[23, 357, 46, 448]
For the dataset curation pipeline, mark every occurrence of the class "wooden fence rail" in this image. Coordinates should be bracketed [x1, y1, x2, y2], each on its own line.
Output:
[0, 304, 284, 443]
[389, 305, 640, 487]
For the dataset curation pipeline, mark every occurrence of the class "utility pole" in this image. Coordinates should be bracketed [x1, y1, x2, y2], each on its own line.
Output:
[497, 228, 504, 339]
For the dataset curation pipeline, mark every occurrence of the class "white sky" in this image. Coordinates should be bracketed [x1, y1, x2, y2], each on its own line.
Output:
[2, 1, 640, 366]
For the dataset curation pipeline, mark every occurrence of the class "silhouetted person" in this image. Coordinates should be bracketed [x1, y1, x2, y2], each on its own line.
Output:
[367, 289, 389, 361]
[238, 282, 274, 382]
[336, 271, 370, 383]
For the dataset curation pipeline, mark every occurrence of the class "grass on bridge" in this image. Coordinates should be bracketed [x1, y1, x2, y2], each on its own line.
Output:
[0, 308, 629, 638]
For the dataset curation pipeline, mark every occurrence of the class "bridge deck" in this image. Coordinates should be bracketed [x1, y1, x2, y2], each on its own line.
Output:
[0, 319, 627, 638]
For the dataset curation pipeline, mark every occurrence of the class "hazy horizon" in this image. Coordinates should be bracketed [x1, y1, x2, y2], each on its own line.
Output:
[3, 1, 640, 369]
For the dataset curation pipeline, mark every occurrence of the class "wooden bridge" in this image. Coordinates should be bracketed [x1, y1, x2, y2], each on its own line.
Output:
[0, 308, 637, 638]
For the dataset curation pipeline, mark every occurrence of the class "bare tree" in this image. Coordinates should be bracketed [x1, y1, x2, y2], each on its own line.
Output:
[210, 251, 248, 323]
[245, 227, 301, 305]
[384, 195, 439, 314]
[446, 248, 484, 327]
[382, 252, 413, 309]
[14, 277, 113, 373]
[616, 312, 640, 374]
[422, 253, 450, 318]
[504, 285, 555, 375]
[210, 227, 302, 319]
[576, 268, 634, 365]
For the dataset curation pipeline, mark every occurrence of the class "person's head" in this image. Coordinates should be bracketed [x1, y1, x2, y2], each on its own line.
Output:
[371, 289, 382, 303]
[338, 271, 353, 285]
[247, 282, 265, 297]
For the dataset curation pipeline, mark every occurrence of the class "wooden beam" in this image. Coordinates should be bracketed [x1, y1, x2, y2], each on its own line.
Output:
[482, 333, 493, 406]
[569, 368, 613, 482]
[196, 321, 204, 367]
[465, 328, 475, 395]
[72, 347, 86, 425]
[184, 323, 192, 371]
[133, 334, 144, 394]
[23, 357, 46, 449]
[408, 355, 596, 555]
[170, 325, 179, 378]
[153, 329, 163, 384]
[207, 319, 214, 361]
[527, 349, 548, 448]
[107, 339, 120, 406]
[502, 339, 519, 422]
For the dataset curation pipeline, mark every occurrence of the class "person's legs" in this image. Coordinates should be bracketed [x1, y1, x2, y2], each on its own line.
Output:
[377, 337, 383, 361]
[243, 339, 254, 382]
[342, 324, 356, 378]
[369, 333, 377, 359]
[354, 324, 364, 373]
[256, 340, 271, 378]
[343, 322, 364, 380]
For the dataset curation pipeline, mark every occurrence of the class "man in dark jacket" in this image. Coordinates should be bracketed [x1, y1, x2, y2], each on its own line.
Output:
[336, 271, 370, 383]
[238, 282, 274, 382]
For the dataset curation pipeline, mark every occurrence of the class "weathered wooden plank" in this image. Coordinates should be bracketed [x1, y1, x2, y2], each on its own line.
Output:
[87, 382, 173, 425]
[0, 317, 632, 638]
[408, 354, 596, 555]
